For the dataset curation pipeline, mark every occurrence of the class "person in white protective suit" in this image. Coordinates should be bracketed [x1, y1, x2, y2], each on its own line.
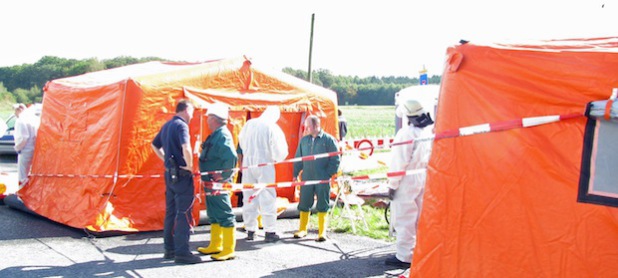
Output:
[13, 103, 40, 186]
[238, 106, 289, 242]
[385, 99, 434, 268]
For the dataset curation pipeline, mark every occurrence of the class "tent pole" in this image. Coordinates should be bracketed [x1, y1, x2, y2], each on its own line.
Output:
[307, 13, 315, 83]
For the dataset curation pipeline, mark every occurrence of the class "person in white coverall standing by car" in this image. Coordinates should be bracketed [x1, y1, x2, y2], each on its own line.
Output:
[13, 103, 40, 186]
[385, 99, 434, 268]
[238, 106, 288, 242]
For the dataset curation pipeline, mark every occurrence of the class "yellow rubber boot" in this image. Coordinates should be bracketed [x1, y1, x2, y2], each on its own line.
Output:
[257, 214, 264, 229]
[294, 211, 310, 238]
[211, 227, 236, 261]
[197, 223, 222, 255]
[316, 212, 328, 242]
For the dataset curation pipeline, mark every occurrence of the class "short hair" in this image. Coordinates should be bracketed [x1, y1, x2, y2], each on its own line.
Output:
[176, 99, 193, 113]
[13, 103, 26, 110]
[306, 115, 320, 128]
[338, 109, 342, 116]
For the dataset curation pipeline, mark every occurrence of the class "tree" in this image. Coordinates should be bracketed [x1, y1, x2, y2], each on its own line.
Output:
[13, 88, 30, 104]
[68, 58, 105, 76]
[28, 85, 42, 103]
[0, 82, 16, 103]
[1, 58, 440, 107]
[315, 69, 335, 88]
[104, 56, 140, 69]
[282, 67, 307, 80]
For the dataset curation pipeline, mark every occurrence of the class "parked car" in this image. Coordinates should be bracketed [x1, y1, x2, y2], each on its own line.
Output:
[0, 104, 42, 155]
[0, 115, 18, 155]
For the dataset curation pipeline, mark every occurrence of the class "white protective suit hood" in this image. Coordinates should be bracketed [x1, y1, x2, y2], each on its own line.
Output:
[258, 106, 280, 124]
[239, 106, 288, 164]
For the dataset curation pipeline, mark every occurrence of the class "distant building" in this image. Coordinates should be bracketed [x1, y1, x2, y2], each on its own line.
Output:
[419, 65, 428, 85]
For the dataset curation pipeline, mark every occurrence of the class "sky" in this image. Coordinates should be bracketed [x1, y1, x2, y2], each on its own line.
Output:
[0, 0, 615, 78]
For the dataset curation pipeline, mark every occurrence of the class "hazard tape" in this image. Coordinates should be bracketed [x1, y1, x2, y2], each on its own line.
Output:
[216, 169, 428, 204]
[350, 169, 426, 181]
[389, 112, 584, 146]
[29, 112, 584, 183]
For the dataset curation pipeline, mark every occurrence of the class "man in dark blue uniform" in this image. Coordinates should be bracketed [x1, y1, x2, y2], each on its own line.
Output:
[151, 99, 201, 264]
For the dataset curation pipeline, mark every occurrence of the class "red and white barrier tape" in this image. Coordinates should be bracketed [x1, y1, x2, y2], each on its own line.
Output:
[29, 112, 584, 181]
[206, 169, 426, 193]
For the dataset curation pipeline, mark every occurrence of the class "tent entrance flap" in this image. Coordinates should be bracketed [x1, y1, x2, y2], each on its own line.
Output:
[578, 100, 618, 207]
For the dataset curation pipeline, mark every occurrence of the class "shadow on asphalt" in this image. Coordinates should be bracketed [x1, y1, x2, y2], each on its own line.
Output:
[0, 246, 407, 278]
[263, 252, 406, 278]
[0, 256, 177, 278]
[0, 206, 407, 278]
[0, 206, 85, 240]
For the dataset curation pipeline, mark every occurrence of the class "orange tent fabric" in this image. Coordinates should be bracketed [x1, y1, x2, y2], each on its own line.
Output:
[410, 38, 618, 277]
[18, 57, 339, 233]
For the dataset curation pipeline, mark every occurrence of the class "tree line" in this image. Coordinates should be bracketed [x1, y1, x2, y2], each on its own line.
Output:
[0, 56, 165, 105]
[283, 68, 441, 105]
[0, 56, 441, 106]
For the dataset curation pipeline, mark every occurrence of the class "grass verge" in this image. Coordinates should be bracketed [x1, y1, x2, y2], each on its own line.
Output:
[308, 204, 392, 242]
[311, 166, 393, 241]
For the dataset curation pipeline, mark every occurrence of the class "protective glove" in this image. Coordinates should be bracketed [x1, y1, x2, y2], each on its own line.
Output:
[388, 188, 396, 200]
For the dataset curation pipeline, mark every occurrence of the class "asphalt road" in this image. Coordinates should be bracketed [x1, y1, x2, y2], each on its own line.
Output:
[0, 151, 409, 278]
[0, 205, 407, 278]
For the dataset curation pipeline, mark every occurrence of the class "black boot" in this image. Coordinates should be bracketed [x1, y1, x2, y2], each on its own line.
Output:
[384, 255, 409, 268]
[163, 250, 175, 260]
[246, 231, 255, 240]
[264, 232, 280, 242]
[175, 253, 202, 264]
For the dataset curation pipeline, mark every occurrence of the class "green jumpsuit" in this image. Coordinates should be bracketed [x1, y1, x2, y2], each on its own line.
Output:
[293, 130, 340, 212]
[199, 126, 238, 228]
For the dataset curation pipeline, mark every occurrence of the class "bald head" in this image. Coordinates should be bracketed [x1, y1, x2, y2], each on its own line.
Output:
[305, 115, 321, 137]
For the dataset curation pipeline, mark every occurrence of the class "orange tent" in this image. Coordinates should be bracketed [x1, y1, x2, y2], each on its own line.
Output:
[411, 38, 618, 276]
[18, 57, 339, 233]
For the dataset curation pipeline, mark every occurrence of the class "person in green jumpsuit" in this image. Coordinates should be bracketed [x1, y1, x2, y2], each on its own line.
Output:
[293, 115, 340, 242]
[196, 103, 238, 261]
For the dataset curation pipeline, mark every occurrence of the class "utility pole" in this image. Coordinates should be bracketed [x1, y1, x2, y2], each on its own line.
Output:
[308, 13, 315, 83]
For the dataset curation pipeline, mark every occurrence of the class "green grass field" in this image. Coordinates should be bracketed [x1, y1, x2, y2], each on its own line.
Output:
[340, 105, 396, 139]
[0, 104, 397, 138]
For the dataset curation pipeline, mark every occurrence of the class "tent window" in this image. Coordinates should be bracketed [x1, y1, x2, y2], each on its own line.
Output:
[578, 114, 618, 207]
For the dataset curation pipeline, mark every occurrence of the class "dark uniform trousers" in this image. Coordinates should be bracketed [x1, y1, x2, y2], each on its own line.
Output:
[163, 169, 195, 256]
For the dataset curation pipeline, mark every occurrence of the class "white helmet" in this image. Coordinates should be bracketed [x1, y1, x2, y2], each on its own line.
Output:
[206, 103, 229, 120]
[403, 99, 424, 117]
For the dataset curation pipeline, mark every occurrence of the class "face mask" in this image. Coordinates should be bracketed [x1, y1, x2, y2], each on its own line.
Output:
[407, 113, 434, 128]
